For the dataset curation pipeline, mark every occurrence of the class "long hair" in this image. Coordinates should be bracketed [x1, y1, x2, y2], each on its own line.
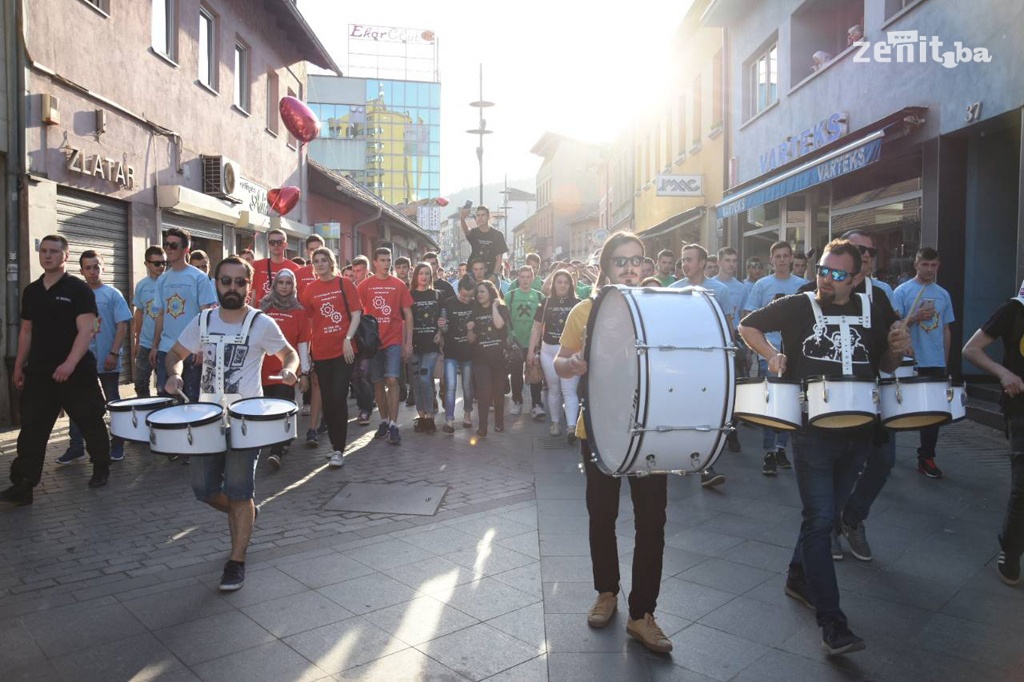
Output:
[310, 246, 339, 276]
[549, 269, 576, 299]
[475, 279, 505, 307]
[411, 263, 434, 290]
[597, 231, 644, 286]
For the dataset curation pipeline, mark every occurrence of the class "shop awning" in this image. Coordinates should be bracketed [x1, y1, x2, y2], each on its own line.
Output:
[639, 206, 705, 241]
[716, 130, 885, 220]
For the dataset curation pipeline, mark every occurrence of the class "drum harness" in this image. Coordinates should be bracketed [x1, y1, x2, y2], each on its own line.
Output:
[198, 308, 263, 410]
[804, 291, 873, 403]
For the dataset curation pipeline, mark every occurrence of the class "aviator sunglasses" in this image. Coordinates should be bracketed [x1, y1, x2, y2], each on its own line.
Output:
[815, 265, 853, 282]
[218, 276, 250, 287]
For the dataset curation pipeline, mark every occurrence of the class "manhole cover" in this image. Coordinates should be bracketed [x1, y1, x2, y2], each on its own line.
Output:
[325, 483, 448, 516]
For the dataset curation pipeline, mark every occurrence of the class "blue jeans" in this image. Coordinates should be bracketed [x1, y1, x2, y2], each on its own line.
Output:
[134, 347, 154, 397]
[155, 351, 201, 402]
[444, 357, 473, 421]
[190, 448, 259, 501]
[843, 430, 896, 527]
[789, 426, 871, 627]
[69, 371, 123, 453]
[759, 359, 790, 451]
[410, 351, 439, 414]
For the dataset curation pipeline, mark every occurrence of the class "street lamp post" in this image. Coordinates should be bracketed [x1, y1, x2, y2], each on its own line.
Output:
[466, 63, 493, 208]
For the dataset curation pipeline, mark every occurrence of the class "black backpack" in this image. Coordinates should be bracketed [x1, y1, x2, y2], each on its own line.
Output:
[338, 278, 380, 358]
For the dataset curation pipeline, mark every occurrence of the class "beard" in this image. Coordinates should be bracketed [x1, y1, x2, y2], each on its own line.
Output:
[818, 290, 836, 305]
[219, 291, 245, 309]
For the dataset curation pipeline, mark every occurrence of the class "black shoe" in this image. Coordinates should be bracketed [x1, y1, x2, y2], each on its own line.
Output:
[88, 466, 110, 489]
[775, 447, 792, 469]
[426, 417, 437, 434]
[305, 428, 319, 448]
[317, 421, 329, 435]
[267, 453, 281, 470]
[413, 417, 424, 433]
[701, 468, 726, 488]
[762, 451, 778, 476]
[0, 482, 33, 506]
[476, 428, 487, 438]
[374, 422, 390, 440]
[784, 577, 814, 610]
[997, 549, 1022, 586]
[726, 430, 742, 453]
[821, 620, 866, 656]
[219, 560, 245, 592]
[917, 457, 943, 479]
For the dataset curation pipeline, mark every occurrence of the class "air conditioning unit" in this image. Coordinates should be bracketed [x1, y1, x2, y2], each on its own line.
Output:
[201, 155, 241, 201]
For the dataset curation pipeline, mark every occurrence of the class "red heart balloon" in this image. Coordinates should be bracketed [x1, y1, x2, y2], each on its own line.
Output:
[268, 186, 300, 216]
[279, 96, 321, 144]
[435, 197, 449, 207]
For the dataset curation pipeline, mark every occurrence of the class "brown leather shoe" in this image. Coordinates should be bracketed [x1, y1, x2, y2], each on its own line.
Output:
[587, 591, 617, 628]
[627, 613, 673, 653]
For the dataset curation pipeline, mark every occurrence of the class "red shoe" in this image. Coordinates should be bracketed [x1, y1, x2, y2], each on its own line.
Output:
[917, 457, 943, 479]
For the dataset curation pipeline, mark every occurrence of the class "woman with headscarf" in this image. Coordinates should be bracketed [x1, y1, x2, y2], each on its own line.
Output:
[259, 269, 311, 470]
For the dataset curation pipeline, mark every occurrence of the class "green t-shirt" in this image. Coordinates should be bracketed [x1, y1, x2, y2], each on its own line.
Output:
[506, 287, 544, 347]
[531, 278, 543, 292]
[655, 274, 676, 287]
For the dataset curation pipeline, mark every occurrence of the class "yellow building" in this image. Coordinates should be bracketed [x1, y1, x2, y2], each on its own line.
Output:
[634, 0, 727, 256]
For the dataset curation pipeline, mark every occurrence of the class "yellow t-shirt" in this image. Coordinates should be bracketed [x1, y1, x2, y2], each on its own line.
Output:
[558, 298, 593, 439]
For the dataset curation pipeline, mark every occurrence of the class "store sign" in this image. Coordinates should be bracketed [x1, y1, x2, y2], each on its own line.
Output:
[655, 174, 703, 197]
[349, 24, 435, 44]
[236, 177, 270, 216]
[417, 205, 441, 233]
[65, 147, 136, 189]
[759, 112, 848, 174]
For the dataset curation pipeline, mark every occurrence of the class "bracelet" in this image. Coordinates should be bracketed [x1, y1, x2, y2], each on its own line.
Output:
[108, 351, 119, 357]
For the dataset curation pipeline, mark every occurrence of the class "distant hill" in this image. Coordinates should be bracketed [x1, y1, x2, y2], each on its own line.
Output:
[444, 179, 535, 212]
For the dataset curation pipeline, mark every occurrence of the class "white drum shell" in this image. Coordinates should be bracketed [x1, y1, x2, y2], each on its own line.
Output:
[733, 379, 803, 430]
[805, 378, 878, 429]
[147, 404, 227, 455]
[227, 398, 298, 449]
[948, 383, 966, 423]
[878, 379, 952, 431]
[584, 285, 734, 476]
[107, 397, 175, 442]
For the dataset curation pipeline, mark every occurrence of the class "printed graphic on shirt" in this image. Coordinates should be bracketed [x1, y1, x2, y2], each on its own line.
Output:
[802, 323, 869, 367]
[320, 300, 344, 325]
[201, 342, 250, 396]
[146, 299, 158, 319]
[167, 293, 186, 318]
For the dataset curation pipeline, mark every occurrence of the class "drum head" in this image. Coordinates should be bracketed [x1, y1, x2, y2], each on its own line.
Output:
[810, 413, 876, 429]
[107, 397, 175, 411]
[147, 403, 223, 428]
[229, 397, 298, 420]
[584, 287, 638, 471]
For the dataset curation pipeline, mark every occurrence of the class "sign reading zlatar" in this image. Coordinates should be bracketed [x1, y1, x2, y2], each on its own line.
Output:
[65, 147, 136, 190]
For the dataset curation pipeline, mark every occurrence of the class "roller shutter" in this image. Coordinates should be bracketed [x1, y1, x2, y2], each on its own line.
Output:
[160, 211, 226, 242]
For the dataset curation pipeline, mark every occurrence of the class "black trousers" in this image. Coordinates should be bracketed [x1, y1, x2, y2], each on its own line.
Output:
[13, 365, 110, 486]
[472, 356, 505, 433]
[582, 439, 668, 620]
[316, 356, 355, 453]
[1002, 416, 1024, 557]
[510, 355, 543, 407]
[262, 383, 295, 455]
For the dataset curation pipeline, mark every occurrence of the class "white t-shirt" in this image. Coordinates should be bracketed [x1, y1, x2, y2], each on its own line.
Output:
[176, 308, 288, 399]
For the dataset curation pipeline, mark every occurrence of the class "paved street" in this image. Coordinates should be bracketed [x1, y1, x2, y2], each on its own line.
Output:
[1, 402, 1022, 681]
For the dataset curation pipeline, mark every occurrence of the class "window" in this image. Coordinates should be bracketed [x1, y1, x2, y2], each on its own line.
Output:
[284, 87, 296, 147]
[198, 7, 216, 89]
[790, 0, 864, 84]
[676, 95, 687, 158]
[234, 41, 250, 112]
[691, 76, 702, 145]
[884, 0, 921, 20]
[748, 42, 778, 118]
[151, 0, 176, 60]
[266, 72, 279, 134]
[711, 50, 724, 129]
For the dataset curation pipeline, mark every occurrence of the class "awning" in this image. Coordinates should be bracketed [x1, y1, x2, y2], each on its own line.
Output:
[716, 130, 885, 220]
[639, 206, 705, 241]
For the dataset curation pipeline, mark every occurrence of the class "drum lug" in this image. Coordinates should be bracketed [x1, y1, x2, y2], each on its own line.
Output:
[241, 417, 248, 436]
[895, 378, 903, 405]
[285, 418, 292, 433]
[131, 408, 138, 429]
[822, 377, 829, 403]
[187, 425, 193, 446]
[764, 382, 770, 404]
[149, 430, 156, 445]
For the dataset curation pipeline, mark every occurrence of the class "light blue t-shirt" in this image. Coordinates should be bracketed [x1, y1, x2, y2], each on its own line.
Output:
[868, 277, 895, 305]
[743, 274, 809, 350]
[672, 277, 733, 325]
[133, 276, 161, 350]
[88, 283, 132, 373]
[713, 275, 748, 328]
[154, 265, 218, 352]
[892, 279, 954, 368]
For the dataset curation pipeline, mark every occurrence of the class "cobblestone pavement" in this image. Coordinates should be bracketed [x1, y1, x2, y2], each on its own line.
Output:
[0, 401, 1022, 681]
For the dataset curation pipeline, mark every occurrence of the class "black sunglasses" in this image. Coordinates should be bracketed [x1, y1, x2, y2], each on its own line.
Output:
[268, 239, 285, 246]
[610, 256, 644, 268]
[856, 245, 878, 257]
[162, 241, 182, 250]
[815, 265, 852, 282]
[147, 260, 167, 267]
[218, 276, 250, 287]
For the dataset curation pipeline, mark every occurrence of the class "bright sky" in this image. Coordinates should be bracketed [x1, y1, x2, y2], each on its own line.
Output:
[297, 0, 693, 195]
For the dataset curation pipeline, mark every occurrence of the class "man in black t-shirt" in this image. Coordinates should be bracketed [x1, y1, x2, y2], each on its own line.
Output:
[2, 235, 111, 506]
[423, 251, 455, 301]
[440, 276, 478, 432]
[460, 206, 507, 278]
[739, 239, 911, 656]
[963, 299, 1024, 586]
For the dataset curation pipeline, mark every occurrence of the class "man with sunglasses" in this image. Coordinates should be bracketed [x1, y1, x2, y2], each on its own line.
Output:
[739, 239, 911, 655]
[251, 228, 300, 305]
[149, 228, 218, 409]
[133, 246, 166, 397]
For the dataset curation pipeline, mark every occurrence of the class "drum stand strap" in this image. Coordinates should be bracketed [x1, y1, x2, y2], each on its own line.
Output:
[629, 416, 734, 435]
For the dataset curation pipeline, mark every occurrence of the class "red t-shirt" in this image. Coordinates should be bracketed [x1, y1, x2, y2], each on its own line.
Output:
[357, 275, 413, 349]
[300, 276, 362, 361]
[261, 306, 310, 385]
[250, 258, 300, 303]
[295, 264, 317, 296]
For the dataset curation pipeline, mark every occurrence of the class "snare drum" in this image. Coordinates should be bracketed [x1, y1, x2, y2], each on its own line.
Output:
[734, 377, 803, 430]
[583, 285, 734, 476]
[106, 397, 175, 442]
[805, 376, 878, 429]
[146, 403, 227, 456]
[227, 397, 298, 449]
[878, 377, 952, 430]
[947, 382, 966, 423]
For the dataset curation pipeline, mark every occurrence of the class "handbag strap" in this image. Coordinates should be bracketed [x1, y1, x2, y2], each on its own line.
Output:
[337, 276, 351, 317]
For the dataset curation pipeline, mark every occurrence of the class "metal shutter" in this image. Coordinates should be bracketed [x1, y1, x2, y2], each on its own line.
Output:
[55, 188, 132, 383]
[160, 211, 226, 241]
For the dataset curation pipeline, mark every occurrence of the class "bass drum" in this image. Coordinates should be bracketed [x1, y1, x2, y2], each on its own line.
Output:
[583, 285, 734, 476]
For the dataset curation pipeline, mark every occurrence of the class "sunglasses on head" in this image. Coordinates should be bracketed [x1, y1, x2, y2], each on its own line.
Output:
[147, 260, 167, 267]
[218, 276, 250, 287]
[610, 255, 644, 268]
[268, 239, 285, 246]
[856, 245, 878, 257]
[162, 241, 182, 250]
[815, 265, 852, 282]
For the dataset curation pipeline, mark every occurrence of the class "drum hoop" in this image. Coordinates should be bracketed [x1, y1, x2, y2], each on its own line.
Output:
[146, 402, 224, 429]
[107, 397, 176, 412]
[702, 288, 735, 465]
[736, 377, 802, 386]
[805, 375, 877, 384]
[881, 412, 952, 430]
[616, 289, 649, 475]
[878, 377, 948, 385]
[228, 397, 299, 421]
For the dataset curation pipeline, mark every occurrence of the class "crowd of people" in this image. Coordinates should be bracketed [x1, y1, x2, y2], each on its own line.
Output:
[1, 213, 1021, 657]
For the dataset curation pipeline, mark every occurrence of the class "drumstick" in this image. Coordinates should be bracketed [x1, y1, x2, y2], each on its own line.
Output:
[175, 389, 189, 403]
[268, 375, 284, 381]
[902, 286, 927, 327]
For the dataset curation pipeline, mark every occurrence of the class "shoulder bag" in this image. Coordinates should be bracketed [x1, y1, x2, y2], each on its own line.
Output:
[338, 278, 380, 359]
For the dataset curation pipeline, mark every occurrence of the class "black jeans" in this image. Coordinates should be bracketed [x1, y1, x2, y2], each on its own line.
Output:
[582, 439, 668, 620]
[262, 383, 295, 455]
[316, 356, 356, 453]
[13, 365, 110, 486]
[472, 356, 505, 433]
[351, 357, 374, 413]
[1002, 416, 1024, 558]
[916, 366, 947, 459]
[510, 354, 543, 407]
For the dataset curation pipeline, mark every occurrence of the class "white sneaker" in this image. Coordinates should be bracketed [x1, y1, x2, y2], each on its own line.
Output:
[531, 405, 546, 420]
[511, 403, 523, 415]
[328, 451, 345, 468]
[549, 423, 561, 437]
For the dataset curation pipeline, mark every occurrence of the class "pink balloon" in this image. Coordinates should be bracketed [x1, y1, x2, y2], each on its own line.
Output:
[268, 186, 300, 216]
[279, 96, 320, 144]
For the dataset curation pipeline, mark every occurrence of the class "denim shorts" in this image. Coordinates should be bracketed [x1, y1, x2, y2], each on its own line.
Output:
[190, 448, 259, 501]
[369, 344, 403, 383]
